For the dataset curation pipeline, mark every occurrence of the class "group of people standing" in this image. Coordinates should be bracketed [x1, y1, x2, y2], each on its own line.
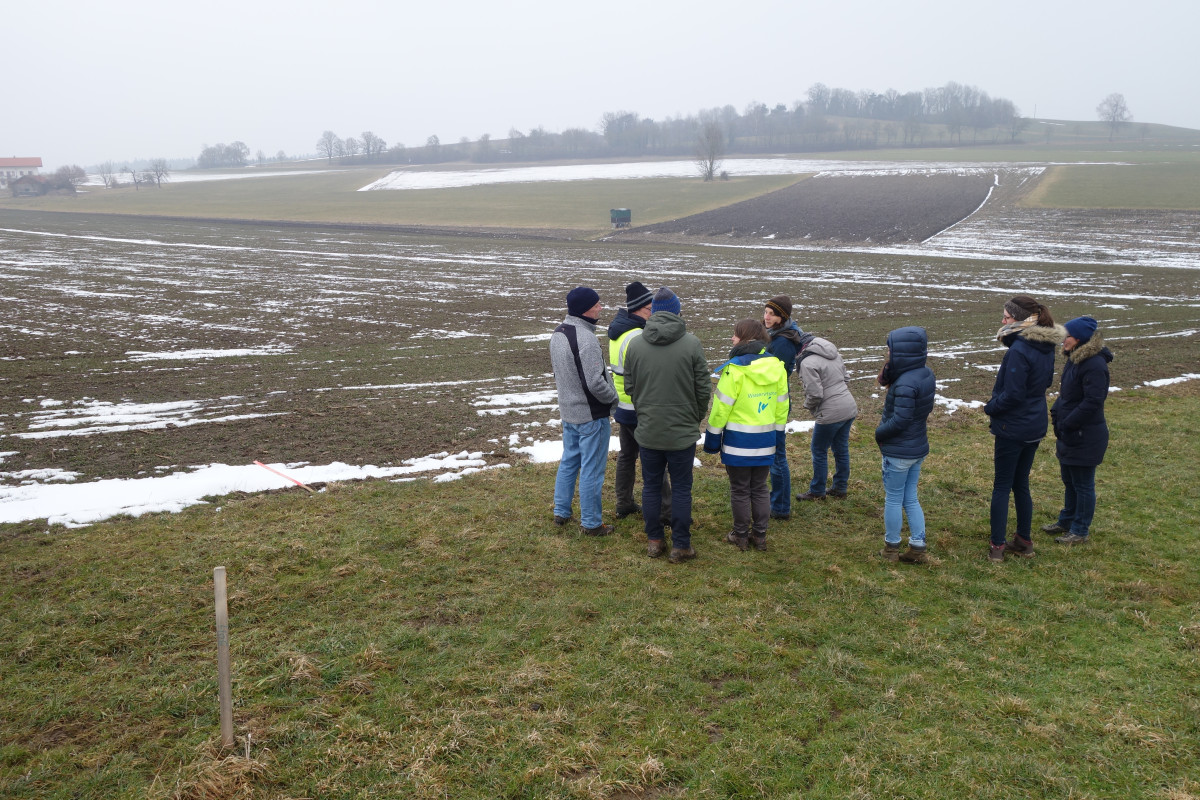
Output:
[549, 283, 1112, 565]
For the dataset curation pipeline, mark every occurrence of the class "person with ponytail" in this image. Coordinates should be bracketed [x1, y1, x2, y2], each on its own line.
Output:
[983, 295, 1066, 562]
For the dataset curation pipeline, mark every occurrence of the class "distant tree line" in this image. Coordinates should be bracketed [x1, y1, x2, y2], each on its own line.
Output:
[306, 81, 1030, 169]
[96, 159, 170, 189]
[197, 142, 251, 169]
[315, 130, 390, 163]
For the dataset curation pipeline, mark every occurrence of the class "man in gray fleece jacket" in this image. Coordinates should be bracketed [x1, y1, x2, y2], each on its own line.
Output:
[550, 287, 618, 536]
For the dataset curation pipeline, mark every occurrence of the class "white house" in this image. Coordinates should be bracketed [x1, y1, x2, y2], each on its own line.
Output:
[1, 157, 43, 189]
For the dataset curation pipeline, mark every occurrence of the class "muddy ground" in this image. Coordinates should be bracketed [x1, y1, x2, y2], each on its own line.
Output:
[2, 197, 1198, 492]
[615, 173, 995, 244]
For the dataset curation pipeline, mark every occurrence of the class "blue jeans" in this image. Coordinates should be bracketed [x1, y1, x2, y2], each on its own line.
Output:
[990, 436, 1041, 546]
[810, 418, 853, 495]
[882, 455, 925, 546]
[554, 417, 611, 528]
[641, 444, 695, 550]
[770, 445, 791, 515]
[1058, 462, 1097, 537]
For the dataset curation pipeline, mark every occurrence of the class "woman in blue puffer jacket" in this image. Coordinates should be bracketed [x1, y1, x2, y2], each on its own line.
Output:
[875, 326, 936, 563]
[983, 295, 1066, 562]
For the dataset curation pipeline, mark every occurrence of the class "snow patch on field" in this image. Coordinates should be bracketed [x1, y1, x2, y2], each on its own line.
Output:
[7, 398, 286, 439]
[126, 345, 293, 361]
[0, 452, 494, 527]
[1136, 372, 1200, 388]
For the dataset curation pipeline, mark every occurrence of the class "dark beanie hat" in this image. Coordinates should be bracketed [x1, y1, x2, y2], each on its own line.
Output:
[1005, 295, 1039, 321]
[766, 295, 792, 321]
[651, 286, 681, 315]
[625, 281, 653, 312]
[1064, 316, 1098, 342]
[566, 286, 600, 318]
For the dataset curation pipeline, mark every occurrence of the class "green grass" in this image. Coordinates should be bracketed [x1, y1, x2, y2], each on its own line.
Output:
[1023, 162, 1200, 210]
[0, 169, 803, 238]
[4, 387, 1199, 799]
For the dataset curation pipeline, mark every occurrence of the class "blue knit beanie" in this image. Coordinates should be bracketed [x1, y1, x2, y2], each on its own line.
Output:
[651, 286, 681, 316]
[566, 286, 600, 318]
[1064, 316, 1098, 342]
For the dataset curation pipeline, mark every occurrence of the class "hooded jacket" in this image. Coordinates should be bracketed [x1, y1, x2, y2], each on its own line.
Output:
[984, 323, 1066, 442]
[607, 308, 646, 427]
[797, 337, 858, 425]
[624, 311, 712, 451]
[766, 319, 807, 375]
[704, 342, 790, 466]
[875, 326, 936, 460]
[1051, 334, 1113, 466]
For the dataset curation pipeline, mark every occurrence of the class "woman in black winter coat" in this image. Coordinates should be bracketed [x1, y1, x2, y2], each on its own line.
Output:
[1045, 316, 1112, 544]
[983, 295, 1066, 562]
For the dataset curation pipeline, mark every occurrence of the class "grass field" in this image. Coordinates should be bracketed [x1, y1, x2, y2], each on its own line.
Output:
[2, 140, 1199, 797]
[0, 170, 803, 238]
[3, 386, 1199, 799]
[1023, 163, 1200, 210]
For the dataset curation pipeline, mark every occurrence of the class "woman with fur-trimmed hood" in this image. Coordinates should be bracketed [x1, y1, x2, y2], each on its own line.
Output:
[1045, 316, 1113, 545]
[983, 295, 1066, 562]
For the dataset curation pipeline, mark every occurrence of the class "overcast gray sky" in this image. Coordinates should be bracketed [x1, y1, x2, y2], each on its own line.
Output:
[10, 0, 1198, 169]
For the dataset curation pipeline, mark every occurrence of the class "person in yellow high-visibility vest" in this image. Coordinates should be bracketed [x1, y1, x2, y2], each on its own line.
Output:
[703, 318, 790, 552]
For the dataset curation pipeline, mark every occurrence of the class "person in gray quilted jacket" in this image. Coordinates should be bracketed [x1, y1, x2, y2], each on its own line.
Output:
[795, 336, 858, 501]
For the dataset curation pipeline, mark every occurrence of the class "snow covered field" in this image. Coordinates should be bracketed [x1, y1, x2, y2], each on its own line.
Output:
[2, 210, 1198, 527]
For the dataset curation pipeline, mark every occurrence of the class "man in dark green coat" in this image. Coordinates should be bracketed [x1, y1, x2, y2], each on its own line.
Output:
[624, 288, 712, 563]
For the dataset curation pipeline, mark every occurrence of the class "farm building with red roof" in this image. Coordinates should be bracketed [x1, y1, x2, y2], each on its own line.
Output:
[1, 157, 43, 189]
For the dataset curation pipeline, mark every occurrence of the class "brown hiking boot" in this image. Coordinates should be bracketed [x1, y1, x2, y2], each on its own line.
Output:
[880, 542, 900, 561]
[1005, 536, 1035, 558]
[668, 546, 696, 564]
[988, 544, 1006, 562]
[647, 539, 667, 558]
[898, 544, 928, 564]
[725, 531, 749, 552]
[750, 535, 767, 551]
[828, 489, 848, 499]
[581, 523, 613, 537]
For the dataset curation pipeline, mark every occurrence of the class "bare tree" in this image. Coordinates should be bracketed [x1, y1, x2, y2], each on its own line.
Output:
[316, 130, 340, 162]
[1096, 93, 1131, 141]
[148, 159, 171, 186]
[123, 166, 145, 191]
[343, 136, 361, 159]
[360, 131, 386, 161]
[54, 165, 88, 187]
[695, 121, 726, 181]
[98, 162, 116, 188]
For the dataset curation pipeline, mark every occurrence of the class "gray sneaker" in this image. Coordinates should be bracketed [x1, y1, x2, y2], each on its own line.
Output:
[1055, 532, 1090, 545]
[1041, 521, 1069, 534]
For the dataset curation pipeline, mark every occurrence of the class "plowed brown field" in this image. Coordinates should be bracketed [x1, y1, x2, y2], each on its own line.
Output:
[621, 173, 994, 244]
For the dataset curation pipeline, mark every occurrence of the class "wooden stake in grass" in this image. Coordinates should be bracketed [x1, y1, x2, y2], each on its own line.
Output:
[213, 566, 234, 748]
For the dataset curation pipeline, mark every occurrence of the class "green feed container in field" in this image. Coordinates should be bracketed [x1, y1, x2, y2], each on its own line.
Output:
[610, 208, 631, 228]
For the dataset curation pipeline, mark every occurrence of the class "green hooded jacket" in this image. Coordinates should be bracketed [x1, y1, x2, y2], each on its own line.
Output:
[623, 311, 712, 451]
